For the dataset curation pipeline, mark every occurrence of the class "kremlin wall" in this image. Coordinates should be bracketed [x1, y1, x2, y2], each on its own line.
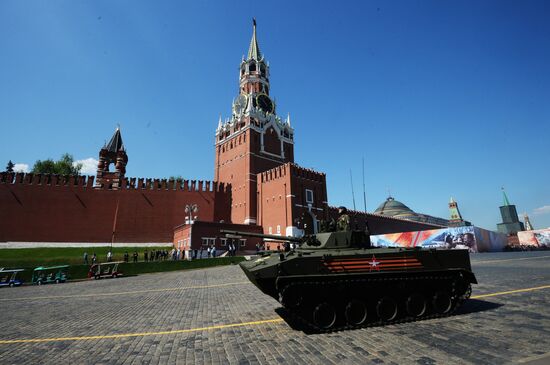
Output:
[0, 172, 231, 245]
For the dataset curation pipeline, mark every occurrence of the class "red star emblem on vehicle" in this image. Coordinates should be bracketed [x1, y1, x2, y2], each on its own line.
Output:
[368, 255, 381, 271]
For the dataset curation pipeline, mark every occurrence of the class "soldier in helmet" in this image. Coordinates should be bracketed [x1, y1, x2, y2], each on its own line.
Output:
[336, 206, 351, 231]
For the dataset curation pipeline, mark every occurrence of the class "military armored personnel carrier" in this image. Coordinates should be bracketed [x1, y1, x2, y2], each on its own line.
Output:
[222, 229, 477, 332]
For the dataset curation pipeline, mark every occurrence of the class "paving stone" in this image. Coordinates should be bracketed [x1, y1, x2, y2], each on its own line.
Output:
[0, 252, 549, 364]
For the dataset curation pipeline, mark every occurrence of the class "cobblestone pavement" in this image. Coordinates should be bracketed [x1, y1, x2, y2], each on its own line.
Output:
[0, 251, 549, 365]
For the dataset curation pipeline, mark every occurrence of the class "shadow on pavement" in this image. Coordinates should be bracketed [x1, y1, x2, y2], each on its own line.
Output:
[275, 299, 503, 334]
[454, 298, 503, 315]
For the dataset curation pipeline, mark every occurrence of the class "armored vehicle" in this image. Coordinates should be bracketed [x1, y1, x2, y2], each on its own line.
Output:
[222, 229, 477, 332]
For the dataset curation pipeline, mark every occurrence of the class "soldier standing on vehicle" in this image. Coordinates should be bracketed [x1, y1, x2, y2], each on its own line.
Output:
[337, 206, 351, 231]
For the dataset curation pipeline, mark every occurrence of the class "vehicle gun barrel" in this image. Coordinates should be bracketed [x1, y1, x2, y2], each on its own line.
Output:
[220, 230, 302, 242]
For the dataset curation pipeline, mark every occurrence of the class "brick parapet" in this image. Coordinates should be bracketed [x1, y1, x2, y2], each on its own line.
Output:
[259, 162, 325, 184]
[0, 172, 229, 193]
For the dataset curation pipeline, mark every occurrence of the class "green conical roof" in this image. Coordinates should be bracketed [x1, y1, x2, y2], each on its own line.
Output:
[502, 187, 510, 206]
[247, 18, 261, 60]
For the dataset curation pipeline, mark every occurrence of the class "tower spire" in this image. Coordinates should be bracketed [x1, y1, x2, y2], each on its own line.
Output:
[501, 187, 510, 206]
[106, 126, 124, 152]
[523, 213, 534, 231]
[247, 18, 261, 60]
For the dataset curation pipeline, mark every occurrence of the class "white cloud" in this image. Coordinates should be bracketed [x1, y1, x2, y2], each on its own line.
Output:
[13, 163, 29, 173]
[74, 158, 98, 175]
[533, 205, 550, 216]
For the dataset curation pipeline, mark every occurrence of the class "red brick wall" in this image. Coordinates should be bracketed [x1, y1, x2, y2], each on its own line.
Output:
[288, 164, 329, 233]
[0, 173, 231, 243]
[257, 163, 328, 236]
[257, 164, 292, 235]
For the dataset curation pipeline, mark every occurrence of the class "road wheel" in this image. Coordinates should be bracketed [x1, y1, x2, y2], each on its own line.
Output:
[376, 296, 398, 322]
[432, 291, 452, 314]
[55, 279, 60, 284]
[345, 300, 368, 326]
[462, 284, 472, 300]
[37, 281, 42, 286]
[112, 274, 118, 278]
[406, 293, 427, 318]
[9, 283, 14, 288]
[312, 302, 337, 329]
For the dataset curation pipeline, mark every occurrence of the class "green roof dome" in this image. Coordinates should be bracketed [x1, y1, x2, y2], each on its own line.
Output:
[373, 196, 415, 217]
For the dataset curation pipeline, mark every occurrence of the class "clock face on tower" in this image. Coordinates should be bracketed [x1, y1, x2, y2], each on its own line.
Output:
[233, 94, 247, 115]
[256, 93, 274, 113]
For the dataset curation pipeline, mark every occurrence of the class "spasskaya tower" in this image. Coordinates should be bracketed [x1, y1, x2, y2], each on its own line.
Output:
[215, 19, 294, 224]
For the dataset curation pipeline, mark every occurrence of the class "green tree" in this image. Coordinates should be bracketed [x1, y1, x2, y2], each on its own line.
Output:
[6, 160, 14, 173]
[169, 175, 184, 181]
[32, 154, 82, 175]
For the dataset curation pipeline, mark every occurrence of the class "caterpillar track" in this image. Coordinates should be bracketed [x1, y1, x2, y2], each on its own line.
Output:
[277, 272, 472, 332]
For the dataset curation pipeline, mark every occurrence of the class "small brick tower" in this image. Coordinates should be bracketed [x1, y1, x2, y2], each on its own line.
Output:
[448, 197, 470, 227]
[215, 19, 294, 224]
[96, 127, 128, 189]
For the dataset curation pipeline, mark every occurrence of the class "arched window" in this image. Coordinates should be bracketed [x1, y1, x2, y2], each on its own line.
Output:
[249, 62, 256, 72]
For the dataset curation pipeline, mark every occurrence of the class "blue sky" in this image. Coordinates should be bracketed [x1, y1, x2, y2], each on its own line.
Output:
[1, 1, 549, 230]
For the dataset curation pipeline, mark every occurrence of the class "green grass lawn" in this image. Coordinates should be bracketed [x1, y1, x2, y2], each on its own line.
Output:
[0, 247, 245, 283]
[0, 246, 173, 267]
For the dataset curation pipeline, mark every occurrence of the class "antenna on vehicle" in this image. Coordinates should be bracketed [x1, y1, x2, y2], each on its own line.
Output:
[362, 157, 367, 212]
[350, 169, 356, 211]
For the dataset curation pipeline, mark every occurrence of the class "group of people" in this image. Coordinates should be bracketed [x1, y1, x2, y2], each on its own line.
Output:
[226, 242, 238, 256]
[83, 252, 97, 265]
[143, 249, 169, 262]
[200, 244, 217, 258]
[82, 236, 282, 266]
[122, 251, 139, 263]
[83, 250, 169, 265]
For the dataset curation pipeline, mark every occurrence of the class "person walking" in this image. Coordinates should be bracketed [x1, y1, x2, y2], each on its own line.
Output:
[211, 244, 216, 258]
[144, 249, 149, 262]
[83, 252, 89, 265]
[92, 253, 97, 264]
[124, 251, 129, 263]
[133, 251, 138, 263]
[107, 250, 112, 262]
